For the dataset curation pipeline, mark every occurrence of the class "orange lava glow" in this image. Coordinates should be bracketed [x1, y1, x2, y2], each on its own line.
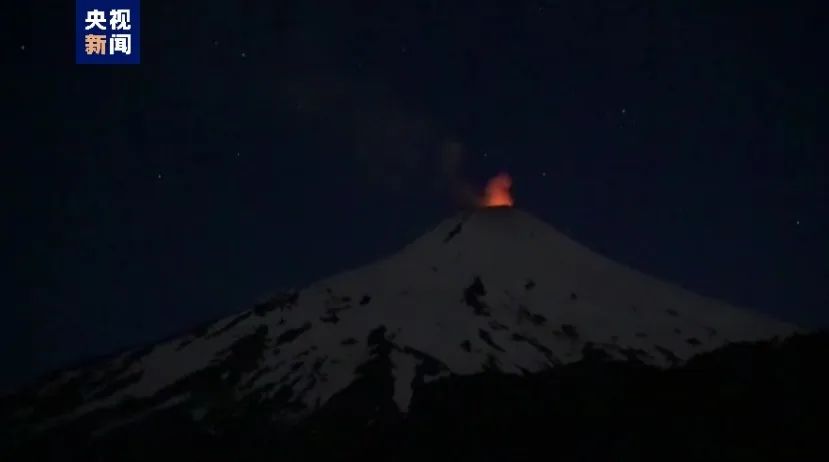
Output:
[480, 172, 514, 207]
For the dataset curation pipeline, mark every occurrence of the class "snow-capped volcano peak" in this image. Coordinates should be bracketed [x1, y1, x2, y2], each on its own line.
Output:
[17, 208, 797, 428]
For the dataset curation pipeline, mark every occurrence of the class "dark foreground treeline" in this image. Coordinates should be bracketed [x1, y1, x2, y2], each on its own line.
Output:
[4, 331, 828, 461]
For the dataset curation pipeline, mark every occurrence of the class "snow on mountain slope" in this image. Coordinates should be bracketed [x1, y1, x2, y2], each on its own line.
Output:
[18, 208, 798, 427]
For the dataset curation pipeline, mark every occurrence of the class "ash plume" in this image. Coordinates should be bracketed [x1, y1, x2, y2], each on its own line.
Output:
[281, 68, 476, 206]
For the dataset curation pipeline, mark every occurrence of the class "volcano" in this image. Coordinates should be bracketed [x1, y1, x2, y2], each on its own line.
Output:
[5, 208, 819, 461]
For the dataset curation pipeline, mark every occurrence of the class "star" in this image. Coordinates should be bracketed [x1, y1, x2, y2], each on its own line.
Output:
[235, 151, 240, 158]
[796, 220, 801, 226]
[20, 44, 25, 51]
[541, 171, 547, 177]
[621, 108, 627, 115]
[157, 173, 163, 180]
[241, 51, 247, 58]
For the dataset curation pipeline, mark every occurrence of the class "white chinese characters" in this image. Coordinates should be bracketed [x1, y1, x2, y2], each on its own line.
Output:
[83, 8, 133, 56]
[109, 9, 131, 30]
[84, 9, 107, 30]
[109, 34, 131, 55]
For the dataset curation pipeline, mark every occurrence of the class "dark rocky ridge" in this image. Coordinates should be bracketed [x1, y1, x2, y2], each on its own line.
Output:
[3, 331, 827, 461]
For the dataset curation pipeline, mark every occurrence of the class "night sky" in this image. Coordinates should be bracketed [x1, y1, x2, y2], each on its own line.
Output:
[10, 1, 827, 389]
